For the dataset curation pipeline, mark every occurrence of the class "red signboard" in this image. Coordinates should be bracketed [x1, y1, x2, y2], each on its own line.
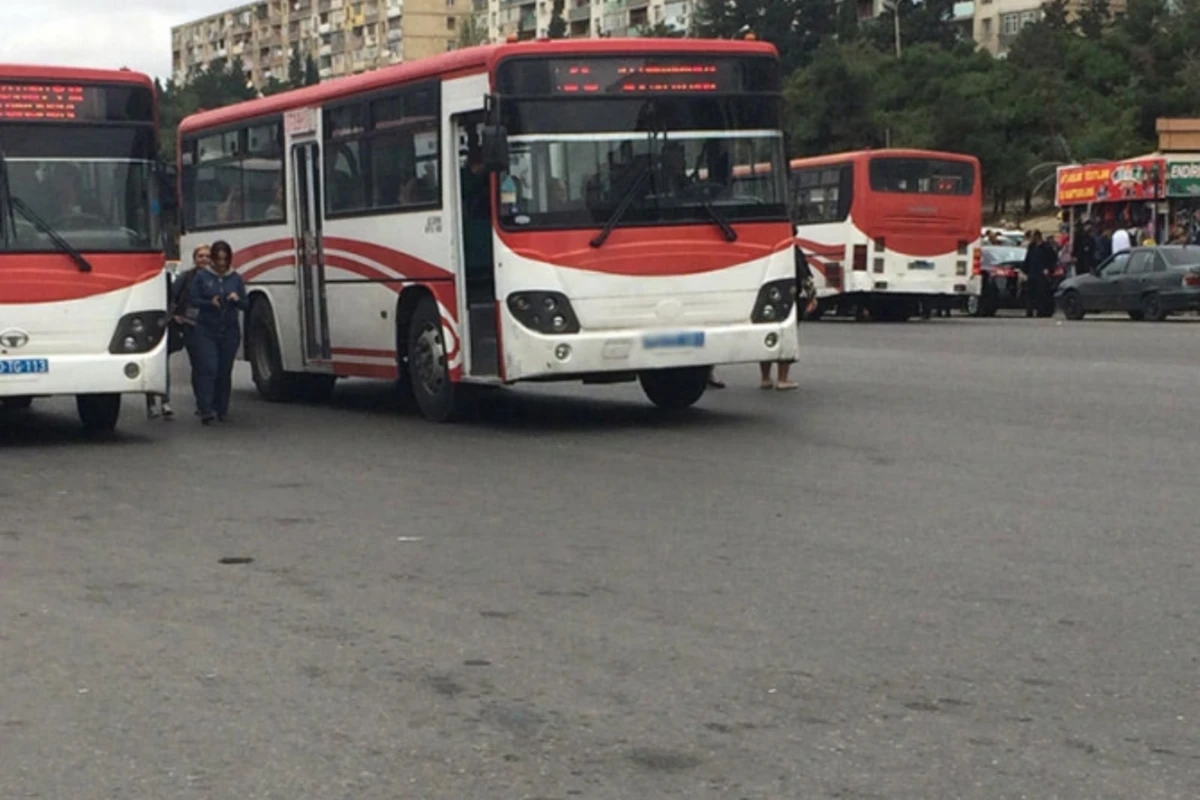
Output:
[0, 83, 85, 120]
[1056, 158, 1165, 206]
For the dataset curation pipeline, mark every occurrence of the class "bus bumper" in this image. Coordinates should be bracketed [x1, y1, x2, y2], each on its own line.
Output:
[500, 318, 800, 382]
[0, 342, 168, 399]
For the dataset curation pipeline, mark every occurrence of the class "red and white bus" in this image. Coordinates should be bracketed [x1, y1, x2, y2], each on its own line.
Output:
[177, 39, 799, 422]
[789, 149, 982, 320]
[0, 65, 168, 431]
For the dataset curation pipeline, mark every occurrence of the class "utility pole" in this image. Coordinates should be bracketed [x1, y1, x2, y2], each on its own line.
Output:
[888, 1, 902, 57]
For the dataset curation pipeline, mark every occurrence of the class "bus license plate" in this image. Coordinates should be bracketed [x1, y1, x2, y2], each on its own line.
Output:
[643, 331, 705, 349]
[0, 358, 49, 375]
[909, 260, 935, 270]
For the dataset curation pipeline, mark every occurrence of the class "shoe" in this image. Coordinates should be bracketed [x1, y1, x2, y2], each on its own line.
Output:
[201, 413, 216, 425]
[146, 400, 159, 419]
[162, 403, 175, 420]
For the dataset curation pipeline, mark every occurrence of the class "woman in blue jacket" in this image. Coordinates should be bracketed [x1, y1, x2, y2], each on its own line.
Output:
[189, 239, 248, 424]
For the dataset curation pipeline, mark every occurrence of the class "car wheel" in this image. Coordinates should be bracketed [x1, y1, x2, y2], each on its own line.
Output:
[1142, 292, 1167, 322]
[1060, 290, 1085, 320]
[77, 393, 121, 433]
[966, 294, 982, 317]
[639, 366, 709, 411]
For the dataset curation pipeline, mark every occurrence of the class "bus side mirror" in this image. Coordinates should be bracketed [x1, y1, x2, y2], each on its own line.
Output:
[481, 124, 509, 172]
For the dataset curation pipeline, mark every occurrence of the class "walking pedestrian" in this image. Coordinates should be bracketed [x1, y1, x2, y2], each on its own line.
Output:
[171, 245, 210, 417]
[189, 240, 248, 425]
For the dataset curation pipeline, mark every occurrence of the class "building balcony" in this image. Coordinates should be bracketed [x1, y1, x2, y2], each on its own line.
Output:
[626, 0, 648, 8]
[518, 12, 537, 30]
[474, 0, 488, 11]
[569, 3, 591, 21]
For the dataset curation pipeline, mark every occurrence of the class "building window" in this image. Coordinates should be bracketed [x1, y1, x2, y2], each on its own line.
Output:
[447, 15, 457, 29]
[1001, 12, 1020, 35]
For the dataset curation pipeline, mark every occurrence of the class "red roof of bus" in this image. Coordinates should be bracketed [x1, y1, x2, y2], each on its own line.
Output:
[789, 148, 980, 169]
[0, 64, 153, 88]
[180, 38, 779, 135]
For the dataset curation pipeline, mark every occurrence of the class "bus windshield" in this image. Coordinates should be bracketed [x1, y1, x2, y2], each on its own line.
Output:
[495, 96, 788, 231]
[0, 124, 158, 253]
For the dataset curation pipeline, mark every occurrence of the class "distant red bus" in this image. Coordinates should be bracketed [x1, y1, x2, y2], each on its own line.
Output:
[0, 65, 168, 431]
[789, 149, 982, 320]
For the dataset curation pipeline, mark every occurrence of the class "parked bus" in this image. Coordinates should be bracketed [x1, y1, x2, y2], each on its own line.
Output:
[0, 65, 169, 431]
[177, 39, 799, 422]
[789, 149, 982, 320]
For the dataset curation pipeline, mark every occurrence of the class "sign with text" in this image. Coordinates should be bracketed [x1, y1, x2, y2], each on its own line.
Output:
[1056, 158, 1165, 206]
[1166, 161, 1200, 197]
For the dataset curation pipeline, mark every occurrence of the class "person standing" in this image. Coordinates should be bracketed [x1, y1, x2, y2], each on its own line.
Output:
[189, 240, 248, 424]
[1022, 231, 1055, 318]
[1111, 224, 1132, 255]
[171, 245, 210, 417]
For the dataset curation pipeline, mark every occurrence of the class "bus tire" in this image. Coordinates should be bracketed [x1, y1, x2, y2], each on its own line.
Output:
[77, 393, 121, 433]
[406, 295, 461, 422]
[247, 299, 296, 402]
[2, 396, 33, 411]
[639, 366, 708, 411]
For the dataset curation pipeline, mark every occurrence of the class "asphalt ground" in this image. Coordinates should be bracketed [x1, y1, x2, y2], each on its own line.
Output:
[2, 312, 1198, 799]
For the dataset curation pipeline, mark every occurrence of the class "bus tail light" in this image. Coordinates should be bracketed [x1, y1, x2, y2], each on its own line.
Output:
[108, 311, 168, 354]
[751, 279, 797, 323]
[972, 249, 982, 276]
[853, 245, 868, 271]
[506, 291, 581, 334]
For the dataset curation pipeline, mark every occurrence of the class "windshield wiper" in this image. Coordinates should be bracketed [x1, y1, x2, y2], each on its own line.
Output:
[590, 161, 654, 249]
[0, 147, 12, 248]
[696, 196, 737, 242]
[9, 196, 92, 272]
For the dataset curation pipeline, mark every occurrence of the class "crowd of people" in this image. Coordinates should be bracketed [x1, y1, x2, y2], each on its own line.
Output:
[149, 240, 248, 425]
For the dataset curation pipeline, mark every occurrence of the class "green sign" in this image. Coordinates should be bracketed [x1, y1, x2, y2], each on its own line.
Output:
[1166, 161, 1200, 196]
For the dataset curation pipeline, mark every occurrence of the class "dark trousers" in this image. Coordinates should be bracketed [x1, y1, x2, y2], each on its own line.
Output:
[1025, 276, 1048, 317]
[191, 326, 241, 417]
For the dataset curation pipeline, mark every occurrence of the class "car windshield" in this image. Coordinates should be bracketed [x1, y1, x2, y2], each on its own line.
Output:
[1158, 247, 1200, 268]
[0, 124, 158, 253]
[983, 246, 1025, 265]
[495, 96, 788, 230]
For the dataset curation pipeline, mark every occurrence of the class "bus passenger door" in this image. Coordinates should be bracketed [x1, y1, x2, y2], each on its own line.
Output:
[291, 141, 332, 364]
[453, 112, 499, 377]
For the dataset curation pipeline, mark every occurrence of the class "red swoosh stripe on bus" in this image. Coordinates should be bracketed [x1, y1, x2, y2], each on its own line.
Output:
[0, 254, 163, 304]
[496, 224, 795, 276]
[793, 236, 844, 259]
[235, 237, 453, 283]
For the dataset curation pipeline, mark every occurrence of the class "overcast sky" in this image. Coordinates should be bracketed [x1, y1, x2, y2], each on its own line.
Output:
[0, 0, 238, 81]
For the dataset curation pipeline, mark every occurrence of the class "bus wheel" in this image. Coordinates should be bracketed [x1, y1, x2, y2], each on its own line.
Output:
[248, 300, 295, 402]
[2, 396, 33, 411]
[77, 393, 121, 433]
[407, 296, 460, 422]
[639, 366, 708, 411]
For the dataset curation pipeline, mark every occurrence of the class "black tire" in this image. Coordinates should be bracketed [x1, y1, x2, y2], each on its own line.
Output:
[1128, 310, 1145, 321]
[2, 396, 33, 411]
[247, 299, 297, 402]
[1142, 292, 1167, 322]
[406, 295, 461, 422]
[966, 294, 983, 317]
[1060, 290, 1085, 320]
[639, 366, 709, 411]
[77, 393, 121, 433]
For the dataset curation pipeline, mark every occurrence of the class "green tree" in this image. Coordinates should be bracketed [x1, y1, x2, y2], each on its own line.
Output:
[304, 54, 321, 87]
[287, 50, 304, 88]
[1078, 0, 1110, 40]
[640, 21, 685, 37]
[458, 13, 489, 47]
[694, 0, 837, 73]
[547, 0, 567, 38]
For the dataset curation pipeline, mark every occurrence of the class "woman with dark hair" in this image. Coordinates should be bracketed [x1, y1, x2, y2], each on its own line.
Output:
[189, 239, 248, 424]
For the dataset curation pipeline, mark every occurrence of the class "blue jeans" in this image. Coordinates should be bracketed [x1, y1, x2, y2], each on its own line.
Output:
[191, 326, 241, 418]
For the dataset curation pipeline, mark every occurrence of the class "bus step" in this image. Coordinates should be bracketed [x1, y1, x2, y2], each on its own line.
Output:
[469, 303, 499, 377]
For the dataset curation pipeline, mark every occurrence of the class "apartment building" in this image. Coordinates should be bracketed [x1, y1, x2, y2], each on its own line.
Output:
[973, 0, 1127, 56]
[474, 0, 695, 42]
[171, 0, 472, 90]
